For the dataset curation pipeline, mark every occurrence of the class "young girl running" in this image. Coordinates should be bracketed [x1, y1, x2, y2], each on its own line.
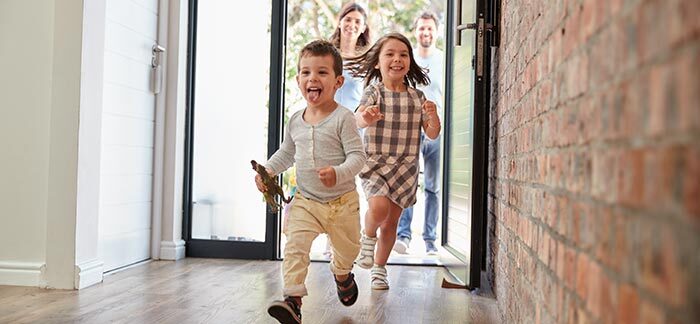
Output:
[348, 33, 441, 289]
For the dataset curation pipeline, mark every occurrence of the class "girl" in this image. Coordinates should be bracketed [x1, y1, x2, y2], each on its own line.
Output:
[348, 33, 441, 289]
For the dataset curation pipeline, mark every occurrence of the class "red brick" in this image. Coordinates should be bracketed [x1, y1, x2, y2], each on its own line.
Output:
[557, 195, 570, 236]
[684, 147, 700, 220]
[595, 207, 613, 269]
[639, 299, 665, 324]
[609, 212, 630, 275]
[567, 297, 579, 324]
[636, 0, 666, 65]
[539, 230, 550, 265]
[563, 247, 577, 290]
[644, 146, 681, 212]
[585, 260, 603, 319]
[617, 149, 645, 207]
[549, 237, 558, 272]
[616, 284, 640, 324]
[598, 272, 618, 324]
[591, 150, 619, 203]
[646, 62, 673, 137]
[580, 0, 598, 41]
[562, 4, 582, 60]
[674, 47, 700, 132]
[556, 240, 566, 279]
[577, 97, 600, 144]
[575, 253, 589, 299]
[638, 225, 688, 308]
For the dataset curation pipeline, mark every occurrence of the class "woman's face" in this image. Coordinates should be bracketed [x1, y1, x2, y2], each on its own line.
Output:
[339, 10, 366, 41]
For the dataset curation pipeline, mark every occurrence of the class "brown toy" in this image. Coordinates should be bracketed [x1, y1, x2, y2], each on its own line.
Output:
[251, 160, 292, 213]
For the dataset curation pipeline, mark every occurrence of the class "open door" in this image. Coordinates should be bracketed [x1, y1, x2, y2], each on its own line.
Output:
[441, 0, 492, 289]
[183, 0, 287, 259]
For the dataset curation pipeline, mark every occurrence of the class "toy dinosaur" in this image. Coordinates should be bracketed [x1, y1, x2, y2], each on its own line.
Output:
[251, 160, 292, 213]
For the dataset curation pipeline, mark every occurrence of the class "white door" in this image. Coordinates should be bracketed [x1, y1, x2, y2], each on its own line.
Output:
[98, 0, 159, 272]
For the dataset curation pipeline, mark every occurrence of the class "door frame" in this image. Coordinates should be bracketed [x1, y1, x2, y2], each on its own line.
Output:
[182, 0, 287, 260]
[440, 0, 494, 289]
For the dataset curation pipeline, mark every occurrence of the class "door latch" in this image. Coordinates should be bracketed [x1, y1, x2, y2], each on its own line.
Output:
[151, 44, 166, 94]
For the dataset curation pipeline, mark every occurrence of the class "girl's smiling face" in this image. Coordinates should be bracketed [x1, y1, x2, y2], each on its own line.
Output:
[375, 39, 410, 84]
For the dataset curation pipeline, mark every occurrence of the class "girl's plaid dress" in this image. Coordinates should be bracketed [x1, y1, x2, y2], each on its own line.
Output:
[358, 83, 426, 209]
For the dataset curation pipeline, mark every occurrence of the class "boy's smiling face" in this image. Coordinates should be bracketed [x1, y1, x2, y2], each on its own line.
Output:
[296, 54, 343, 107]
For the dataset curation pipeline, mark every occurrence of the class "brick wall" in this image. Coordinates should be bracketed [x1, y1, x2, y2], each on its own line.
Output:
[487, 0, 700, 323]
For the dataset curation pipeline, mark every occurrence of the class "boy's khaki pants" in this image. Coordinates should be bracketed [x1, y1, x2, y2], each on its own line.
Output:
[282, 190, 361, 297]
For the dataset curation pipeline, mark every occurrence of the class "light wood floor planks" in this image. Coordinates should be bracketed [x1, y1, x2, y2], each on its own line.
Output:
[0, 258, 499, 324]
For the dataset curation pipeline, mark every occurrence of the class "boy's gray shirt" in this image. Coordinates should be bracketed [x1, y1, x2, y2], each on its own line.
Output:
[265, 104, 366, 203]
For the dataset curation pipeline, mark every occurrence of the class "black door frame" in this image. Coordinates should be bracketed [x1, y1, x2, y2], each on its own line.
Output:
[441, 0, 495, 289]
[182, 0, 287, 260]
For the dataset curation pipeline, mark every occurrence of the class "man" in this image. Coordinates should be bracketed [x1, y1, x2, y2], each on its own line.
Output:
[394, 12, 444, 255]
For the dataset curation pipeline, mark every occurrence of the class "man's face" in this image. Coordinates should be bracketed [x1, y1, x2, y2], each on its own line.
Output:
[414, 18, 437, 49]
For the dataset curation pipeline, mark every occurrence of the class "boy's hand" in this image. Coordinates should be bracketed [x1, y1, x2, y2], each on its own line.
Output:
[317, 166, 337, 187]
[254, 167, 274, 193]
[360, 104, 384, 125]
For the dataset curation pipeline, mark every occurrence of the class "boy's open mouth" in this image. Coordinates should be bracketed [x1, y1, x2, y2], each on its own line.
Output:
[307, 87, 321, 101]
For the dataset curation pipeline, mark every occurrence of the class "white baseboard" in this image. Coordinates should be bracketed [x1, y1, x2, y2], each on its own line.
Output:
[74, 259, 104, 289]
[0, 261, 46, 287]
[160, 240, 185, 260]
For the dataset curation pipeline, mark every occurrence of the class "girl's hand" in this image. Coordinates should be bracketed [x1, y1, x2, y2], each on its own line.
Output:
[423, 101, 440, 126]
[422, 100, 438, 118]
[360, 104, 384, 125]
[317, 166, 337, 187]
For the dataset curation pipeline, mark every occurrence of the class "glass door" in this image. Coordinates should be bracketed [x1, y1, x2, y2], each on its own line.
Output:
[183, 0, 286, 259]
[441, 0, 489, 288]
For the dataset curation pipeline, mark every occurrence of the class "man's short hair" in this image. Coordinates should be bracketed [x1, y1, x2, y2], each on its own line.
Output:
[413, 11, 439, 30]
[298, 40, 343, 76]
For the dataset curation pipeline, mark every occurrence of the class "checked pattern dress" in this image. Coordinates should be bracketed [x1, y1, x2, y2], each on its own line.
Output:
[358, 83, 426, 209]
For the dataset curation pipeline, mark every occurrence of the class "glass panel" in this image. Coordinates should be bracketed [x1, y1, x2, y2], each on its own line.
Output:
[191, 1, 272, 242]
[446, 0, 475, 261]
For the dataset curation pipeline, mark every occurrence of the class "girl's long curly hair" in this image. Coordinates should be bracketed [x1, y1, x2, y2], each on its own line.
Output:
[329, 3, 371, 55]
[345, 32, 429, 88]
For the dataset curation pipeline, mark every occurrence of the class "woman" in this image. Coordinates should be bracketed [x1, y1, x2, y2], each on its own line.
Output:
[322, 2, 372, 258]
[329, 2, 371, 112]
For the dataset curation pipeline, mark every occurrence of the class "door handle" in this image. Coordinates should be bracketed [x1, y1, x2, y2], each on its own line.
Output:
[456, 18, 494, 78]
[151, 44, 166, 94]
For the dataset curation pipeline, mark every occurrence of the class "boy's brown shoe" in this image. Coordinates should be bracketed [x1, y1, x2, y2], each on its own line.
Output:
[267, 297, 302, 324]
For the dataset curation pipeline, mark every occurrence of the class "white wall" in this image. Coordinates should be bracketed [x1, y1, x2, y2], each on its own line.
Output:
[0, 0, 188, 287]
[0, 0, 105, 289]
[0, 0, 56, 286]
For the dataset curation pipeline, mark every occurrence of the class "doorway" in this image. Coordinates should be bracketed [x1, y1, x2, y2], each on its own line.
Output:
[281, 0, 450, 266]
[183, 0, 491, 289]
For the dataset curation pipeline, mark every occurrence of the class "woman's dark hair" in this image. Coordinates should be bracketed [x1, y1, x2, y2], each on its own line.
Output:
[345, 32, 429, 88]
[329, 2, 371, 55]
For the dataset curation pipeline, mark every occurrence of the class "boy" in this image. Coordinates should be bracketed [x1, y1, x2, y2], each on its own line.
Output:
[255, 40, 366, 324]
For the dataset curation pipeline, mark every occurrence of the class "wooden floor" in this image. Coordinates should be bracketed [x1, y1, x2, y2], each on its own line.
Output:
[0, 258, 499, 324]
